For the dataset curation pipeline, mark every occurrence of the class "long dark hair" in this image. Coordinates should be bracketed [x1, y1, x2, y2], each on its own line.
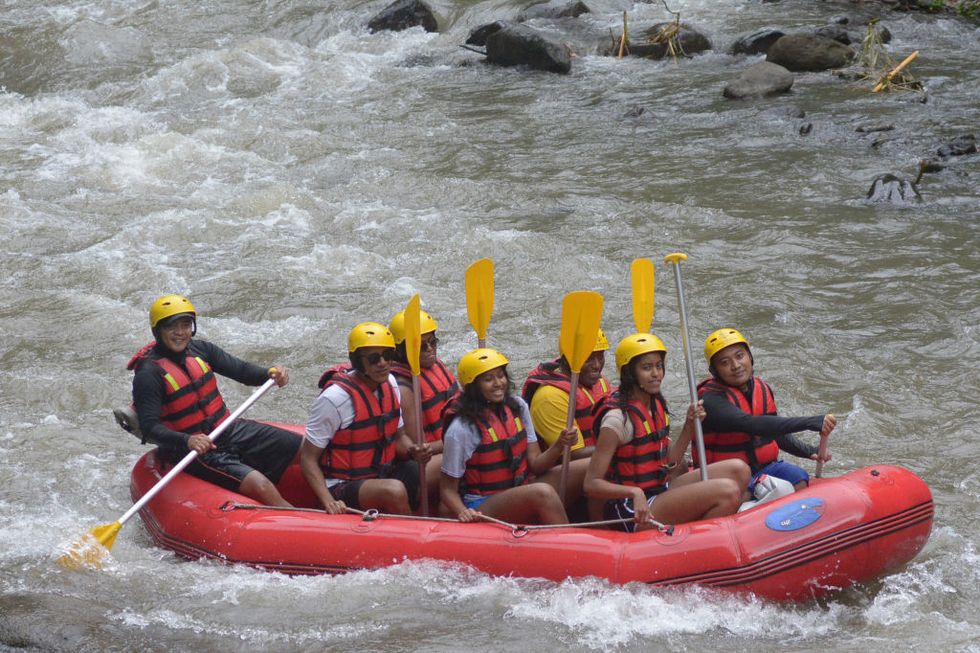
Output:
[617, 352, 669, 416]
[454, 366, 522, 423]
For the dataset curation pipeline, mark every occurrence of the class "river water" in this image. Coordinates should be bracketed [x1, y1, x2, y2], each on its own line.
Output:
[1, 0, 978, 651]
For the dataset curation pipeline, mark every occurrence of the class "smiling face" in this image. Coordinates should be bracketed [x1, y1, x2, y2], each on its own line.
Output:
[158, 316, 194, 354]
[630, 351, 665, 398]
[579, 350, 606, 388]
[419, 333, 438, 368]
[711, 343, 754, 390]
[358, 346, 394, 386]
[475, 366, 508, 405]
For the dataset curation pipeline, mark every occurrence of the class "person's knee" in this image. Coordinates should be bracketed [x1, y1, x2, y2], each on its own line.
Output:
[378, 479, 409, 502]
[718, 459, 751, 486]
[717, 479, 743, 511]
[239, 472, 279, 503]
[530, 482, 559, 500]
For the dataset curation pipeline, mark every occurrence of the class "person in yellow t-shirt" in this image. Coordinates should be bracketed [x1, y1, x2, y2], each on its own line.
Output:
[520, 329, 612, 520]
[521, 328, 612, 454]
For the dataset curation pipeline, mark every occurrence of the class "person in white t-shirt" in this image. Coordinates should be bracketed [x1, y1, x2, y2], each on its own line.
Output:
[301, 322, 431, 515]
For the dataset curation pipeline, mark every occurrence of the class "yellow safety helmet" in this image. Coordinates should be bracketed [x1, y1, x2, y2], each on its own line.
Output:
[594, 327, 610, 352]
[348, 321, 395, 353]
[149, 294, 196, 328]
[388, 309, 438, 345]
[704, 328, 749, 364]
[457, 348, 509, 386]
[615, 332, 667, 370]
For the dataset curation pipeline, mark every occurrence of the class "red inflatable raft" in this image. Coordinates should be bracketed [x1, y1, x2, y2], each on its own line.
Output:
[130, 426, 933, 602]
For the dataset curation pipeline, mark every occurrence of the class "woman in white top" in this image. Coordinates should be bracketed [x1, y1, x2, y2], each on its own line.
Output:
[440, 348, 574, 525]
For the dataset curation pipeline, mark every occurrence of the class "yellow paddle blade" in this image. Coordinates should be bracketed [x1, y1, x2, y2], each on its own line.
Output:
[631, 258, 654, 333]
[56, 521, 121, 570]
[559, 291, 604, 373]
[465, 258, 494, 342]
[404, 294, 422, 376]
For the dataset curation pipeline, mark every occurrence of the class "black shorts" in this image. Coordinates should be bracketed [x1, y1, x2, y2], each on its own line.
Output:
[178, 419, 300, 492]
[603, 489, 661, 533]
[331, 460, 420, 511]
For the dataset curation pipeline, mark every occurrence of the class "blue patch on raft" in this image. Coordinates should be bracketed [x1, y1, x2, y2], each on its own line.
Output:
[765, 497, 825, 532]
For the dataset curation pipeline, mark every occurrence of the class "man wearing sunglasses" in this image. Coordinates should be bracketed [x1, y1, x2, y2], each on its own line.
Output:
[301, 322, 432, 516]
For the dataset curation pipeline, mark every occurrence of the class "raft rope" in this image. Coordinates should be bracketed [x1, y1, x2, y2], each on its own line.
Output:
[219, 501, 674, 536]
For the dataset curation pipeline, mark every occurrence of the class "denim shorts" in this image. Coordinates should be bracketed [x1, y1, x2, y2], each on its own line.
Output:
[463, 494, 492, 510]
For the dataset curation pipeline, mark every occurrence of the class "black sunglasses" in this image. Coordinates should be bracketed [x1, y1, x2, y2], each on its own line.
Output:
[363, 350, 396, 365]
[421, 336, 439, 351]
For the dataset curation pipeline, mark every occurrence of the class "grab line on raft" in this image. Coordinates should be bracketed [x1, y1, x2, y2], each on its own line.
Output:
[218, 501, 674, 535]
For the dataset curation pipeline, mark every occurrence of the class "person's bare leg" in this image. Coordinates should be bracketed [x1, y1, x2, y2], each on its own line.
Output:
[239, 471, 292, 508]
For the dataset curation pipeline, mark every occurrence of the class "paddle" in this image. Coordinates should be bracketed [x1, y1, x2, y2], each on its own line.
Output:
[403, 293, 429, 516]
[664, 253, 709, 481]
[557, 290, 604, 500]
[57, 378, 278, 570]
[815, 427, 831, 478]
[465, 258, 494, 348]
[631, 258, 655, 332]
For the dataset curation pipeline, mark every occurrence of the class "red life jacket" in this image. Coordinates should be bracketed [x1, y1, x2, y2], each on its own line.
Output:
[696, 376, 779, 471]
[316, 365, 401, 481]
[521, 359, 611, 446]
[389, 359, 460, 443]
[443, 401, 529, 496]
[127, 341, 230, 440]
[593, 392, 671, 495]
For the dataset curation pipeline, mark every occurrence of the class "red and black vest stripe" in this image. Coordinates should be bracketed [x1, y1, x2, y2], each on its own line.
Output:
[317, 365, 401, 481]
[594, 392, 671, 495]
[444, 401, 529, 496]
[696, 376, 779, 471]
[389, 359, 460, 443]
[520, 359, 611, 446]
[128, 342, 229, 438]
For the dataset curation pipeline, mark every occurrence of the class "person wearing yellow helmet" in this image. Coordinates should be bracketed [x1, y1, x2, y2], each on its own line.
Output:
[387, 308, 460, 511]
[439, 348, 571, 525]
[697, 328, 836, 494]
[521, 327, 612, 457]
[584, 333, 750, 531]
[301, 322, 432, 516]
[127, 294, 298, 507]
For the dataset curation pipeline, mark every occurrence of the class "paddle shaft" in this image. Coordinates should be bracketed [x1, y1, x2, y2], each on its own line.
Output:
[666, 259, 709, 481]
[116, 378, 277, 527]
[557, 370, 581, 500]
[815, 433, 829, 478]
[411, 376, 429, 516]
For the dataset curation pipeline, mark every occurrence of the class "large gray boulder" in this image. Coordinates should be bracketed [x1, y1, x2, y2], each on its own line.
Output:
[723, 62, 794, 99]
[485, 24, 572, 74]
[766, 33, 856, 71]
[367, 0, 438, 33]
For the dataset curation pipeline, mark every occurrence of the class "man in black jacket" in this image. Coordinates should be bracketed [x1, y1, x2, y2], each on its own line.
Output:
[128, 294, 299, 506]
